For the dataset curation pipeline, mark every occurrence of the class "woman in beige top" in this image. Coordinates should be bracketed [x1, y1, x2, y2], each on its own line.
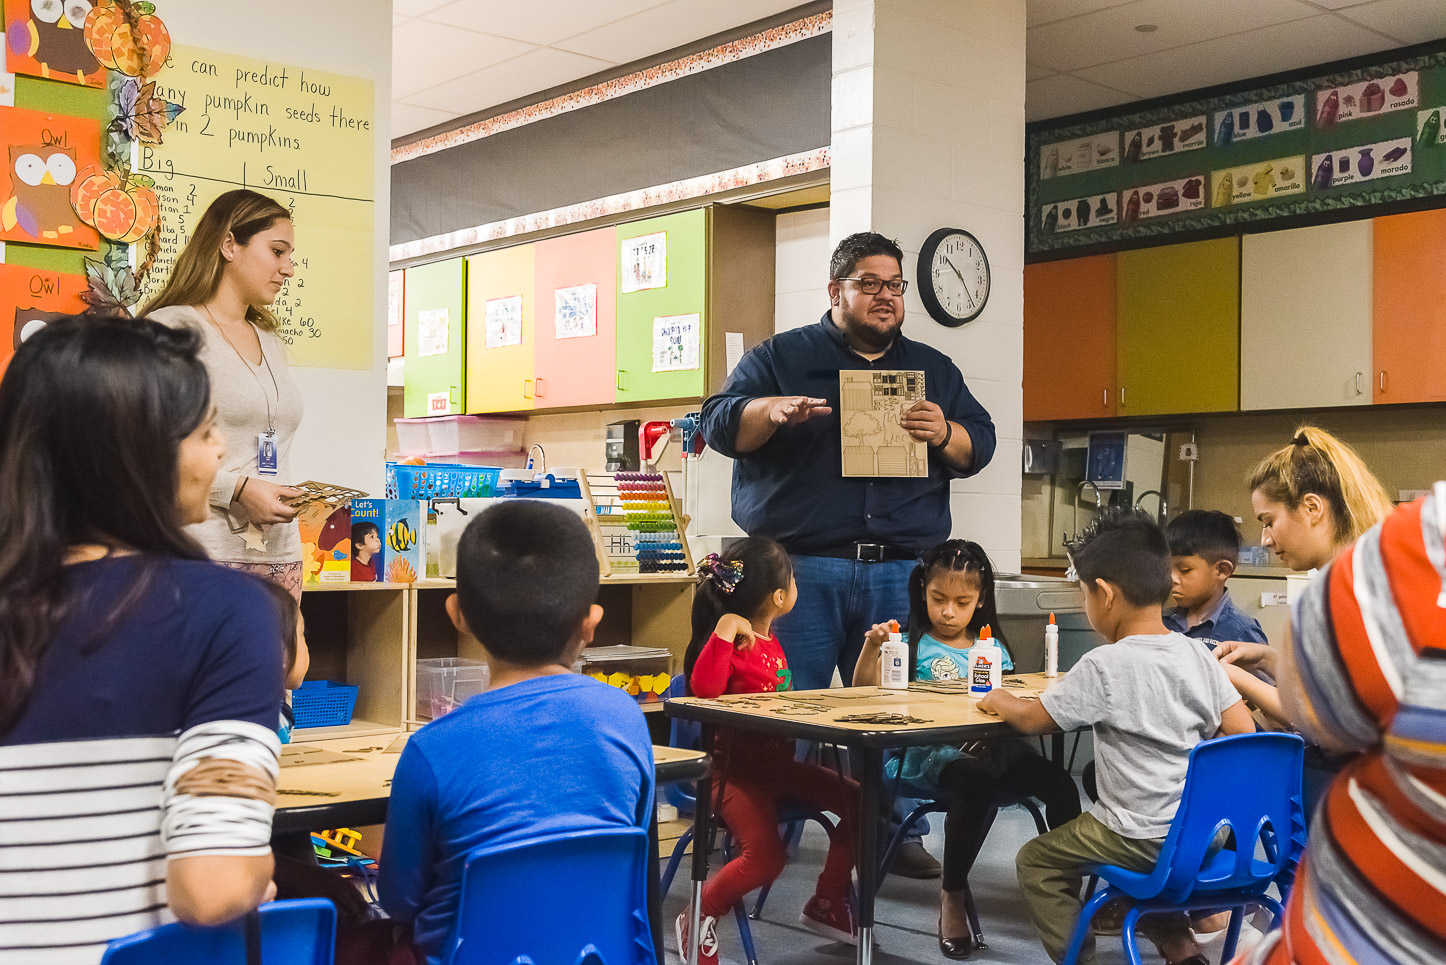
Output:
[143, 189, 305, 597]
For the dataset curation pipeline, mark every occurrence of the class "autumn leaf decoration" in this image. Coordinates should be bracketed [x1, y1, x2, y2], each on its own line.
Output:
[82, 257, 142, 315]
[113, 77, 184, 144]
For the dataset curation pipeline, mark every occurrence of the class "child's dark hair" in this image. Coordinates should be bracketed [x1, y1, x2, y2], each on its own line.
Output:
[455, 502, 599, 666]
[907, 540, 1007, 674]
[684, 537, 792, 689]
[351, 521, 379, 546]
[1070, 507, 1173, 607]
[1165, 510, 1242, 566]
[259, 579, 300, 675]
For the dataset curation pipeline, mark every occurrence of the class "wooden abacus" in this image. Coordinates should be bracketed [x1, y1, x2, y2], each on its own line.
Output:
[581, 472, 695, 578]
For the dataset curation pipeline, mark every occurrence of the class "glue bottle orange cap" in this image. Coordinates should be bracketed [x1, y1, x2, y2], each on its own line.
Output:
[1048, 613, 1056, 625]
[980, 625, 991, 640]
[888, 620, 900, 633]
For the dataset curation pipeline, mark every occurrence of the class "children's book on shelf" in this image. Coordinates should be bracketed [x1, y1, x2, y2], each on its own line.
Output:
[350, 499, 425, 583]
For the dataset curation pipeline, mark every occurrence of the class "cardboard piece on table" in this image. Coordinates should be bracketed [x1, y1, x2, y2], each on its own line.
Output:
[280, 746, 359, 768]
[284, 480, 368, 509]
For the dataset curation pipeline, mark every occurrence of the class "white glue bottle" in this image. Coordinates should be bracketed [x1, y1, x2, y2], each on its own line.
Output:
[969, 624, 1003, 697]
[880, 620, 909, 690]
[1045, 612, 1059, 678]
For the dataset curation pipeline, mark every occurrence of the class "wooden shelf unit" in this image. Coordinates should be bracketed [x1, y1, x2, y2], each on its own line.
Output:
[297, 578, 692, 738]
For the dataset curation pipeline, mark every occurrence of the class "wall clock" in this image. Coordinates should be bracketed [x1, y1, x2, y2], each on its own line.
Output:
[918, 227, 990, 327]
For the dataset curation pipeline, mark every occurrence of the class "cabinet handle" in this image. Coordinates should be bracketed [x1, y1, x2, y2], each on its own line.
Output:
[1120, 386, 1127, 407]
[1355, 372, 1362, 395]
[1380, 370, 1387, 393]
[617, 370, 626, 392]
[1103, 388, 1108, 409]
[524, 379, 533, 399]
[535, 377, 546, 398]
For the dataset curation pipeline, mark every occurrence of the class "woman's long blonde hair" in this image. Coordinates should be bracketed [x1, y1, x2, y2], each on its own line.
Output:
[142, 189, 291, 332]
[1247, 426, 1394, 545]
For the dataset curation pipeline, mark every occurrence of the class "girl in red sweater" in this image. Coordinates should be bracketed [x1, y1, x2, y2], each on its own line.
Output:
[676, 538, 858, 965]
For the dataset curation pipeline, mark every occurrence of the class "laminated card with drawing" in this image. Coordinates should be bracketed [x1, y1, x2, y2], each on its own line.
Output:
[839, 370, 928, 477]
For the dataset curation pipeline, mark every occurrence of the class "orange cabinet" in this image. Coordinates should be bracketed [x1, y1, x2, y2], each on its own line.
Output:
[1373, 207, 1446, 404]
[1023, 254, 1117, 421]
[532, 228, 617, 409]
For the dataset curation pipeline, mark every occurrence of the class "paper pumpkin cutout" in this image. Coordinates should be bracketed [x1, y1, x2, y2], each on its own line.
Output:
[83, 0, 169, 78]
[5, 0, 108, 88]
[70, 164, 157, 242]
[0, 106, 100, 250]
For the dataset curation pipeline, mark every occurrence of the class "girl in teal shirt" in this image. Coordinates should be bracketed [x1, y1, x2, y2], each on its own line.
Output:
[855, 540, 1080, 960]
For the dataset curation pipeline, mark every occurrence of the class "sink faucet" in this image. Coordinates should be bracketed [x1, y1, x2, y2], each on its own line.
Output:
[1135, 489, 1167, 523]
[1068, 479, 1103, 547]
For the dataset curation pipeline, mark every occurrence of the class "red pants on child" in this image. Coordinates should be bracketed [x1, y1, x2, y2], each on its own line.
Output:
[702, 739, 858, 918]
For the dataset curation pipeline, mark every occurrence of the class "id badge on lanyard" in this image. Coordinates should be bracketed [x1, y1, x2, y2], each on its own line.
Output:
[257, 431, 279, 476]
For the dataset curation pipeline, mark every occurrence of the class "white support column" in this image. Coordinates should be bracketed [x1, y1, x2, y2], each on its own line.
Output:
[832, 0, 1026, 571]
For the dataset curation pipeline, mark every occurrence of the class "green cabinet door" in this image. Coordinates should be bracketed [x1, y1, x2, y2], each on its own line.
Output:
[1117, 237, 1239, 416]
[403, 258, 466, 418]
[615, 209, 708, 404]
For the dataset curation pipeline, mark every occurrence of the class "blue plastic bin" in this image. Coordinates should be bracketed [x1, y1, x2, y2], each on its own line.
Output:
[291, 680, 359, 729]
[385, 463, 501, 500]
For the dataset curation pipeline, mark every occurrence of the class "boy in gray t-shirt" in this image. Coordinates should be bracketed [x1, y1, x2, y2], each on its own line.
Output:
[980, 509, 1251, 965]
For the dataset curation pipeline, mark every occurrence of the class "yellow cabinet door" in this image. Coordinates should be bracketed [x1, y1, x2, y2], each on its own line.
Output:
[465, 246, 536, 414]
[1117, 237, 1239, 416]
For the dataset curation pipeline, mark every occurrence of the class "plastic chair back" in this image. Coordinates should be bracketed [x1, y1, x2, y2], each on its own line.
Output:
[1104, 733, 1305, 902]
[662, 675, 699, 813]
[101, 898, 336, 965]
[443, 827, 654, 965]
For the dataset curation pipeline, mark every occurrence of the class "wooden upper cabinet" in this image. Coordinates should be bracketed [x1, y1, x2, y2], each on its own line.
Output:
[1241, 221, 1373, 410]
[1117, 237, 1240, 416]
[1023, 254, 1117, 421]
[1373, 207, 1446, 404]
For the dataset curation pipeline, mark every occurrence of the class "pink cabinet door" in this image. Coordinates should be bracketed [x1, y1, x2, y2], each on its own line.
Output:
[532, 227, 617, 408]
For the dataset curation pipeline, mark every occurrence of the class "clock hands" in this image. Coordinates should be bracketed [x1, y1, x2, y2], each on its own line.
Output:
[944, 256, 977, 310]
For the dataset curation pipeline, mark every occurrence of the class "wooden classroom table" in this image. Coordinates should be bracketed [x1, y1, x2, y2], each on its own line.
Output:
[665, 672, 1066, 965]
[274, 734, 710, 965]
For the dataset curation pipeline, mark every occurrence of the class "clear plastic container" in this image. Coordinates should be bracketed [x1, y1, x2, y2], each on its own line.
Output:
[415, 657, 490, 720]
[427, 415, 524, 455]
[393, 418, 432, 456]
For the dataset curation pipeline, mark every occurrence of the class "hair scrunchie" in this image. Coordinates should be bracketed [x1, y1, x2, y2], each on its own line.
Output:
[698, 553, 745, 595]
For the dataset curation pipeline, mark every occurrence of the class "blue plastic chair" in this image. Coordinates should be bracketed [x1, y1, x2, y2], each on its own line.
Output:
[660, 676, 851, 965]
[101, 898, 336, 965]
[1061, 733, 1307, 965]
[442, 827, 654, 965]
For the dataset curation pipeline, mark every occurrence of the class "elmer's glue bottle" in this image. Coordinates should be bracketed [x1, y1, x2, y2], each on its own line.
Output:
[969, 625, 1003, 696]
[880, 620, 908, 690]
[1045, 613, 1059, 678]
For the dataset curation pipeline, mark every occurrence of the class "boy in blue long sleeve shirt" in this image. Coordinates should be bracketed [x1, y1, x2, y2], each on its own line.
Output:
[1162, 510, 1267, 650]
[369, 502, 655, 965]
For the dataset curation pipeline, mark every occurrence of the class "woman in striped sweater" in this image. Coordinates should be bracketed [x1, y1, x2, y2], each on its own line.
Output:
[0, 316, 286, 963]
[1239, 483, 1446, 964]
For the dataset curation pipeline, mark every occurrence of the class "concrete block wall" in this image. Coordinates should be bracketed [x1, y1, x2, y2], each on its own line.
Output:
[830, 0, 1027, 572]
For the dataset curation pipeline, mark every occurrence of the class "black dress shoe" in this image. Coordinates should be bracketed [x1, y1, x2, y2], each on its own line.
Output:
[938, 919, 974, 960]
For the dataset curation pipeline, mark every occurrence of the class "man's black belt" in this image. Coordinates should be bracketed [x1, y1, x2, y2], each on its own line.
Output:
[796, 543, 919, 563]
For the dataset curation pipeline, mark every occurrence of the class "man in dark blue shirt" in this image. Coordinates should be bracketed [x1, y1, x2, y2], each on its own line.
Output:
[700, 232, 996, 880]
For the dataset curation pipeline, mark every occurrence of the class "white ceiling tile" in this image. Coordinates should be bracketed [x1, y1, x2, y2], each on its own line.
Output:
[1025, 73, 1136, 120]
[392, 0, 451, 16]
[1027, 0, 1144, 28]
[422, 0, 665, 46]
[403, 46, 616, 117]
[1336, 0, 1446, 44]
[391, 19, 536, 99]
[552, 0, 804, 63]
[1026, 0, 1317, 73]
[1026, 61, 1055, 81]
[1074, 14, 1399, 99]
[391, 101, 458, 139]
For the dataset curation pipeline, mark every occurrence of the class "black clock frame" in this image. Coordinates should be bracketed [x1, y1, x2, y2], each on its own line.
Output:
[917, 227, 990, 328]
